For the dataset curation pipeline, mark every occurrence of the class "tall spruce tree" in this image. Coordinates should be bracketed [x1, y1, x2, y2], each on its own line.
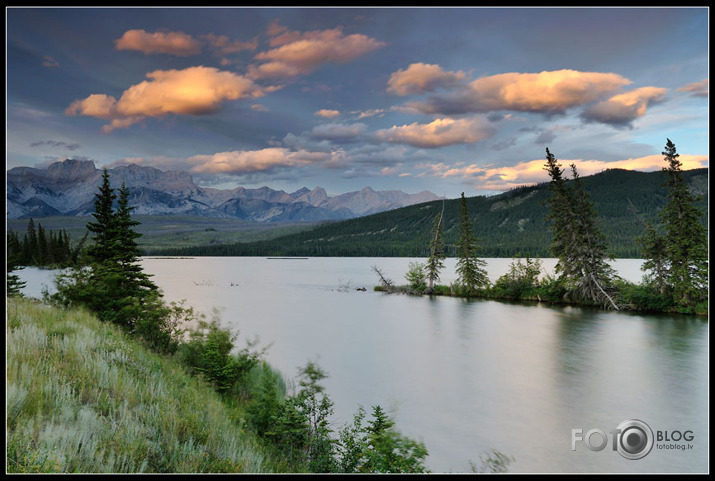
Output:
[37, 223, 48, 265]
[22, 218, 38, 265]
[52, 171, 169, 340]
[113, 182, 159, 296]
[455, 193, 489, 294]
[659, 139, 708, 308]
[425, 205, 445, 293]
[53, 171, 185, 352]
[86, 169, 117, 264]
[543, 148, 618, 309]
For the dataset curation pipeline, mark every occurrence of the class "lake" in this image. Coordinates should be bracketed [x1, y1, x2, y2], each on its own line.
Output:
[17, 257, 709, 473]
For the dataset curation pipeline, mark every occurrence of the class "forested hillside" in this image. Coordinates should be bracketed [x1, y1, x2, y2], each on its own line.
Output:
[152, 168, 708, 259]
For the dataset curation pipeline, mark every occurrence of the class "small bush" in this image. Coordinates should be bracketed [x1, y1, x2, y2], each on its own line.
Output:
[492, 257, 543, 300]
[404, 262, 427, 293]
[616, 280, 675, 313]
[179, 318, 265, 395]
[336, 405, 428, 473]
[538, 274, 568, 303]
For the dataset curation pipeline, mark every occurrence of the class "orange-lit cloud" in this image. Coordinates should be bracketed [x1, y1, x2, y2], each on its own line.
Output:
[66, 93, 117, 118]
[115, 29, 202, 56]
[249, 25, 385, 79]
[65, 66, 264, 132]
[581, 87, 667, 126]
[406, 69, 631, 115]
[387, 63, 466, 96]
[187, 147, 330, 174]
[677, 78, 708, 98]
[375, 117, 494, 148]
[422, 154, 708, 191]
[315, 109, 341, 118]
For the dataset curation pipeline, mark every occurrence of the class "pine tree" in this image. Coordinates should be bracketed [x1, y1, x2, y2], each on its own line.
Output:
[543, 148, 573, 270]
[425, 205, 445, 293]
[113, 182, 159, 296]
[660, 139, 708, 308]
[455, 193, 489, 295]
[566, 164, 618, 306]
[86, 168, 117, 265]
[7, 231, 26, 296]
[37, 223, 48, 265]
[22, 218, 38, 265]
[52, 171, 178, 350]
[543, 149, 618, 309]
[636, 220, 669, 294]
[7, 231, 21, 263]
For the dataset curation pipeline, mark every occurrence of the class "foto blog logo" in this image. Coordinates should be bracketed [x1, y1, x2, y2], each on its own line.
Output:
[571, 419, 654, 460]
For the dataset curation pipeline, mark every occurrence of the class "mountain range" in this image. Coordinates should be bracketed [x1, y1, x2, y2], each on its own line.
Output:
[6, 159, 441, 222]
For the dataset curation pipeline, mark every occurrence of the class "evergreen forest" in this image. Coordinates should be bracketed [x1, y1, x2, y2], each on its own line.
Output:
[153, 167, 707, 259]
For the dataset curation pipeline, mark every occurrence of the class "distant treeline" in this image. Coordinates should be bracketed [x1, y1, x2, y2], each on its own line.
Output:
[151, 168, 708, 259]
[7, 218, 86, 268]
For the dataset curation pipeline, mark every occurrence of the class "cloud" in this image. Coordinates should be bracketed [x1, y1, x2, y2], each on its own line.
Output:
[310, 122, 367, 141]
[249, 25, 386, 79]
[186, 147, 331, 174]
[375, 117, 494, 148]
[66, 93, 117, 118]
[422, 153, 708, 191]
[677, 79, 708, 98]
[42, 55, 59, 68]
[343, 144, 416, 167]
[266, 19, 289, 38]
[387, 63, 466, 96]
[30, 140, 80, 151]
[353, 108, 386, 119]
[581, 87, 667, 126]
[115, 29, 260, 59]
[65, 66, 264, 132]
[315, 109, 341, 118]
[115, 29, 202, 56]
[204, 33, 258, 55]
[406, 69, 631, 116]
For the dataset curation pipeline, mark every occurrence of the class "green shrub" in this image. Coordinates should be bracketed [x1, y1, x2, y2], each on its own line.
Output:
[492, 257, 542, 299]
[179, 319, 264, 394]
[538, 274, 568, 303]
[616, 280, 675, 313]
[336, 405, 428, 473]
[404, 262, 427, 293]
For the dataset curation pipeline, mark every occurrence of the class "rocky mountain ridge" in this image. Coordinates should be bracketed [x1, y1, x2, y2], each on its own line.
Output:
[6, 159, 441, 222]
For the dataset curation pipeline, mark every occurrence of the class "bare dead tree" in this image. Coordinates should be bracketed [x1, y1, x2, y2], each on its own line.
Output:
[371, 265, 394, 291]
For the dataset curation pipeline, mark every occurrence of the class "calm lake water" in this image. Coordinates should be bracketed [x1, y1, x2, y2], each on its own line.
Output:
[17, 257, 709, 473]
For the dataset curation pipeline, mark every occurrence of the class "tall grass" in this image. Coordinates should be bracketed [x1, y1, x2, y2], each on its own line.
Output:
[6, 297, 273, 473]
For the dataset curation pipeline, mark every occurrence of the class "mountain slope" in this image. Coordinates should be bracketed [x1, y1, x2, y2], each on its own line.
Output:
[154, 168, 708, 258]
[6, 159, 441, 222]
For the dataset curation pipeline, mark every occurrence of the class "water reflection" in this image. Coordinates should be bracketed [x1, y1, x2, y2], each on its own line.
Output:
[14, 257, 707, 473]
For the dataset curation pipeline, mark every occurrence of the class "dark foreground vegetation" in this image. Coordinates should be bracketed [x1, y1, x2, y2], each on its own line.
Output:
[374, 140, 708, 316]
[7, 169, 511, 474]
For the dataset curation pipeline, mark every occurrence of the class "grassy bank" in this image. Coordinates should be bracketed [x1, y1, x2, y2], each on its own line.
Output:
[6, 296, 276, 473]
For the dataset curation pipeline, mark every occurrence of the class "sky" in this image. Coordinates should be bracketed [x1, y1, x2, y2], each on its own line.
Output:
[6, 7, 709, 198]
